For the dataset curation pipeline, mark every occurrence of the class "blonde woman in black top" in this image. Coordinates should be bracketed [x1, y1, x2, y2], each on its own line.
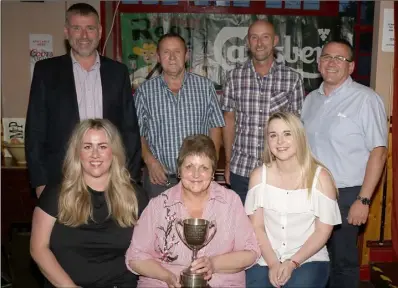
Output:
[30, 119, 144, 288]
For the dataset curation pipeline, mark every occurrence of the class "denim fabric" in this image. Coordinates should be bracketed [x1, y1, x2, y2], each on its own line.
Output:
[230, 172, 250, 204]
[246, 262, 330, 288]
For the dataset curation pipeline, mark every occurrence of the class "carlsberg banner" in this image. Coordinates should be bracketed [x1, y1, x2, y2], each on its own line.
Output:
[121, 13, 353, 91]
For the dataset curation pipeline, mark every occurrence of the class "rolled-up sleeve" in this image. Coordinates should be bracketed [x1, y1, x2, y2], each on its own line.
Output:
[232, 194, 260, 267]
[125, 199, 157, 274]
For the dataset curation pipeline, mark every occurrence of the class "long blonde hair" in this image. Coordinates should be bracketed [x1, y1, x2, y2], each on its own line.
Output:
[58, 119, 138, 227]
[263, 112, 336, 196]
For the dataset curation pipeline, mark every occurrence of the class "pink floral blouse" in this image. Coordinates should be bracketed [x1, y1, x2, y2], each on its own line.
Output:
[125, 181, 260, 287]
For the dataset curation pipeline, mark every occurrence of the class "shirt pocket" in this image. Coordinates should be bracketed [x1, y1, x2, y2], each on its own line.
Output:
[323, 114, 360, 138]
[270, 91, 289, 114]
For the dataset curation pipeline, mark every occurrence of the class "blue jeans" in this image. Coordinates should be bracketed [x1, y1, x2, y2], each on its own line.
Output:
[246, 262, 330, 288]
[230, 172, 250, 204]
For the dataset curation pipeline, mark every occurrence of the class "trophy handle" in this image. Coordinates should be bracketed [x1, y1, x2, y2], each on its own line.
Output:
[175, 219, 191, 248]
[201, 220, 217, 248]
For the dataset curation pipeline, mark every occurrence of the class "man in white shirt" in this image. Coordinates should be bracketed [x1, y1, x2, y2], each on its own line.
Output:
[301, 39, 388, 288]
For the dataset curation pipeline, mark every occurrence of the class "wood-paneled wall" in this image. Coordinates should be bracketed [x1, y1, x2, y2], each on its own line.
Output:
[361, 132, 393, 265]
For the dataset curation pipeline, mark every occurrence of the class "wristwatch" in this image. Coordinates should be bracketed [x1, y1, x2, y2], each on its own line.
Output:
[357, 195, 371, 206]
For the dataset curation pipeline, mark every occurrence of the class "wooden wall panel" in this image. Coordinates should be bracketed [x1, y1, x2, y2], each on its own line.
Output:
[361, 133, 393, 265]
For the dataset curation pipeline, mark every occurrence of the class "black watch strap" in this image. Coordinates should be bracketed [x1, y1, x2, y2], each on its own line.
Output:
[357, 195, 371, 206]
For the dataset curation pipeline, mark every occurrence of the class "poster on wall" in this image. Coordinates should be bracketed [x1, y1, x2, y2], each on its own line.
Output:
[382, 8, 394, 53]
[29, 34, 54, 80]
[121, 13, 354, 92]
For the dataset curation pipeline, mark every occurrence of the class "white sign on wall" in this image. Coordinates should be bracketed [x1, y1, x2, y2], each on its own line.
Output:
[29, 34, 53, 79]
[382, 8, 394, 53]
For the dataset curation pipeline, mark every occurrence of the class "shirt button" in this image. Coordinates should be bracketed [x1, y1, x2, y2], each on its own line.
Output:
[282, 226, 285, 229]
[260, 110, 263, 112]
[287, 192, 289, 195]
[283, 243, 286, 246]
[258, 126, 262, 129]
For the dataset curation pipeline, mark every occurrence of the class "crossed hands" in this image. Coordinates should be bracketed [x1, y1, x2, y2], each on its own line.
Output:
[268, 260, 296, 288]
[165, 256, 214, 288]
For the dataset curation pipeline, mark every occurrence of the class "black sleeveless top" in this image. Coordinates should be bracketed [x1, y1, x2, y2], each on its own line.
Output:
[39, 185, 146, 288]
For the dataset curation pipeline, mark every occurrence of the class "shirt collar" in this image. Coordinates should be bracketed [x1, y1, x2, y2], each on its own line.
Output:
[160, 71, 189, 89]
[318, 76, 353, 97]
[163, 182, 228, 207]
[247, 59, 281, 76]
[70, 50, 101, 70]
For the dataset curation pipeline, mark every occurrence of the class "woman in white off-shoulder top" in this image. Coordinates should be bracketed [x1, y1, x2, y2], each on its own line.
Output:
[245, 112, 342, 288]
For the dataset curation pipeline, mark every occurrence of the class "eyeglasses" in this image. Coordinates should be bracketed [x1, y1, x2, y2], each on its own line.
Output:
[319, 54, 353, 63]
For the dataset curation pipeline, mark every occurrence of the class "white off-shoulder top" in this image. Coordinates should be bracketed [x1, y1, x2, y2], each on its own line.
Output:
[245, 165, 342, 266]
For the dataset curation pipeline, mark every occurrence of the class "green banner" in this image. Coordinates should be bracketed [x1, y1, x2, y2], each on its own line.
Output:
[121, 13, 354, 91]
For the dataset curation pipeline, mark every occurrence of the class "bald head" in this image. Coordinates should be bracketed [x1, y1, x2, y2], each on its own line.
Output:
[248, 20, 276, 37]
[247, 19, 278, 64]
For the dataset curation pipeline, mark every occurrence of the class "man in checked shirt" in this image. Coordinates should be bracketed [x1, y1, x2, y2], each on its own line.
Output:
[135, 33, 225, 199]
[221, 20, 304, 203]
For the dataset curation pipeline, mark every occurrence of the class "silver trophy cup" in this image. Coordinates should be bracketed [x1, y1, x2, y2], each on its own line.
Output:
[176, 218, 217, 288]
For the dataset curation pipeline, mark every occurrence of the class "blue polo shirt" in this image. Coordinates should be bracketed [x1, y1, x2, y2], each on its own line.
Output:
[301, 77, 388, 188]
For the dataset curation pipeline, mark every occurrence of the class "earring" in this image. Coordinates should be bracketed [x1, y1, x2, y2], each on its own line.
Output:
[177, 173, 181, 179]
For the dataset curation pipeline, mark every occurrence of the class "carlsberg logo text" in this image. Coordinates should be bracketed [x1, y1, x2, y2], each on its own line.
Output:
[214, 27, 322, 79]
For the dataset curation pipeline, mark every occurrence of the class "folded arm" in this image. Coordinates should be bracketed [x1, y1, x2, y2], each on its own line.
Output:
[126, 199, 178, 286]
[210, 192, 259, 274]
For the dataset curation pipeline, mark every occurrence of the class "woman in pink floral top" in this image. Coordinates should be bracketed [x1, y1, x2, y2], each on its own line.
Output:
[126, 134, 260, 287]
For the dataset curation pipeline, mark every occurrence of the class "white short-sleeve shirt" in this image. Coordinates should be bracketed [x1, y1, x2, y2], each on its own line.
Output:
[301, 77, 388, 188]
[245, 165, 342, 266]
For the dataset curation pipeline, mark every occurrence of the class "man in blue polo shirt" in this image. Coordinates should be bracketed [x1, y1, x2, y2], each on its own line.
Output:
[302, 39, 388, 288]
[134, 33, 225, 199]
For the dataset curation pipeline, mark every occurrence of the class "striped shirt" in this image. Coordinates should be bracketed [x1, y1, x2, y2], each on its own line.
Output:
[134, 72, 225, 174]
[125, 181, 260, 287]
[71, 51, 103, 120]
[220, 60, 304, 178]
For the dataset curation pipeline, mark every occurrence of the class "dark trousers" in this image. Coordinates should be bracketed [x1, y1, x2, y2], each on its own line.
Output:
[327, 186, 361, 288]
[246, 262, 330, 288]
[230, 172, 250, 204]
[142, 167, 179, 199]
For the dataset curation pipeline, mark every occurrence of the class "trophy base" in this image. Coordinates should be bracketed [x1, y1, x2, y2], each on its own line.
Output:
[180, 269, 209, 288]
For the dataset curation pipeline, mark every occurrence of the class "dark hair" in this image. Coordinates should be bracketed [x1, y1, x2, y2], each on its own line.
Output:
[323, 39, 354, 61]
[177, 134, 217, 174]
[157, 33, 187, 53]
[66, 3, 99, 24]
